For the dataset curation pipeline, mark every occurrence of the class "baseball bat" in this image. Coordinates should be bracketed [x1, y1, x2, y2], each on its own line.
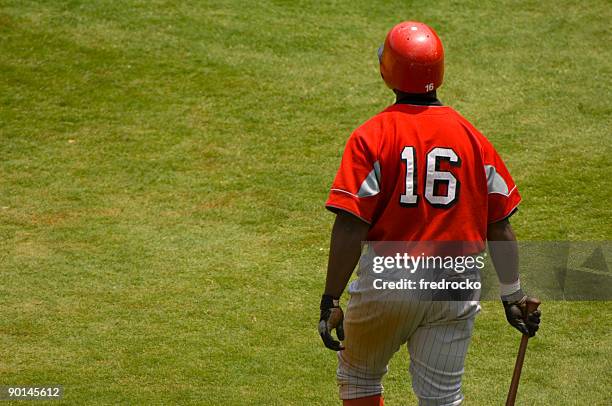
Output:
[505, 297, 541, 406]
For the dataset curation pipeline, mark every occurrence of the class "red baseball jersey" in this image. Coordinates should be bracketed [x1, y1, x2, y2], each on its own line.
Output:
[326, 103, 521, 244]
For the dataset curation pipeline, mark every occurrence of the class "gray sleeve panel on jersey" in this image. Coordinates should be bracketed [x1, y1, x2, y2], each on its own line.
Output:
[484, 164, 509, 196]
[357, 161, 381, 198]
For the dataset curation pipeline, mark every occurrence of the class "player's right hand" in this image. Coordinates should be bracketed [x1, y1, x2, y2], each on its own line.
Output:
[502, 291, 541, 337]
[318, 294, 345, 351]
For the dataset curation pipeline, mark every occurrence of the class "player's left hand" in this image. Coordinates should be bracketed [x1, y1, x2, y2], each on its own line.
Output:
[318, 294, 345, 351]
[502, 290, 541, 337]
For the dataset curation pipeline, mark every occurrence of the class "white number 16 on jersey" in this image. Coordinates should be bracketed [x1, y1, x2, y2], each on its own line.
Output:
[400, 146, 461, 208]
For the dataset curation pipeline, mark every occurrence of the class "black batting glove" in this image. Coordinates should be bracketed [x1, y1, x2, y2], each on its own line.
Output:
[502, 289, 541, 337]
[318, 294, 345, 351]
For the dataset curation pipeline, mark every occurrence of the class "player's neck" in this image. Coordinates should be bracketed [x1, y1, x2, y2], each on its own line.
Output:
[395, 90, 443, 106]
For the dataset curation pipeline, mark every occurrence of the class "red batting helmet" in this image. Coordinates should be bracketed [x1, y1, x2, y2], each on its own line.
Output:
[378, 21, 444, 93]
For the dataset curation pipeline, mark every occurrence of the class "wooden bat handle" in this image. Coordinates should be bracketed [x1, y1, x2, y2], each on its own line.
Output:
[525, 297, 541, 315]
[505, 298, 541, 406]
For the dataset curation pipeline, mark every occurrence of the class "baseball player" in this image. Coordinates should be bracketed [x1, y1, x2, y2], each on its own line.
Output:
[318, 22, 541, 405]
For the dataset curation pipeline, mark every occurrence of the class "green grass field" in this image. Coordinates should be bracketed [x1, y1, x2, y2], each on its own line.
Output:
[1, 1, 611, 404]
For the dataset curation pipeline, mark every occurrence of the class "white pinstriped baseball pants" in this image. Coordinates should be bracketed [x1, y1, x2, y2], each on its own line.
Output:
[337, 274, 480, 405]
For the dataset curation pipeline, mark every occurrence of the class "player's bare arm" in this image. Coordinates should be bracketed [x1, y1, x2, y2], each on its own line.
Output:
[487, 218, 520, 284]
[324, 211, 369, 298]
[487, 219, 541, 337]
[319, 211, 369, 351]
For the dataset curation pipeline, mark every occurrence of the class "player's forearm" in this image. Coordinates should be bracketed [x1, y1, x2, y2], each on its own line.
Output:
[487, 219, 520, 294]
[323, 211, 370, 298]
